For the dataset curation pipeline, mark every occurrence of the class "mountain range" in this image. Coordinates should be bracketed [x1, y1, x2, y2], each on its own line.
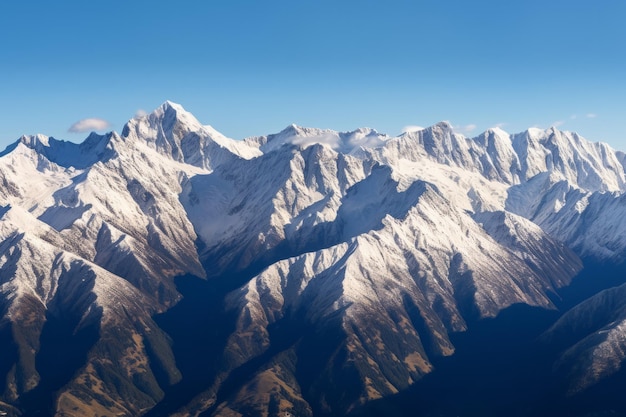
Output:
[1, 101, 626, 416]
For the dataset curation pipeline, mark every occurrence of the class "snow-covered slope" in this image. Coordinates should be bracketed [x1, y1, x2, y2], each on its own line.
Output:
[251, 124, 389, 155]
[209, 183, 579, 415]
[122, 101, 261, 169]
[0, 204, 178, 415]
[1, 101, 625, 416]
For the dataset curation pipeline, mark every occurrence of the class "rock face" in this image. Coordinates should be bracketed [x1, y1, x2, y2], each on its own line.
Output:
[0, 101, 625, 416]
[542, 280, 626, 395]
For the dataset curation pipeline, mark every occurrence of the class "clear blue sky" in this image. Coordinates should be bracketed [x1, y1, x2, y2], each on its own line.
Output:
[1, 1, 625, 150]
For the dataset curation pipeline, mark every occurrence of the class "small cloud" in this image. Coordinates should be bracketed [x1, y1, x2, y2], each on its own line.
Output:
[454, 123, 477, 135]
[292, 133, 340, 149]
[135, 109, 148, 118]
[586, 113, 597, 119]
[493, 122, 507, 129]
[570, 114, 578, 120]
[401, 125, 425, 134]
[68, 118, 111, 133]
[551, 120, 565, 128]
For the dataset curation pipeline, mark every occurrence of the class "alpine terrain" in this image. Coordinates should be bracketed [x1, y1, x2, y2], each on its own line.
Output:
[1, 101, 626, 416]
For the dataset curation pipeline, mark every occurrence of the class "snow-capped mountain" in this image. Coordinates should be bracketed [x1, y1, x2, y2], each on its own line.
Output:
[1, 101, 625, 416]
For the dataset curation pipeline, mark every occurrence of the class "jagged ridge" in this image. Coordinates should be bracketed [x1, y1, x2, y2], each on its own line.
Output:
[0, 101, 625, 416]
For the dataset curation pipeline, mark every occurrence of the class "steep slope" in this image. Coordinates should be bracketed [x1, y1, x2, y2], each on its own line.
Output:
[210, 202, 579, 416]
[508, 179, 626, 262]
[383, 123, 626, 263]
[0, 205, 178, 416]
[1, 102, 625, 416]
[510, 127, 626, 191]
[122, 101, 261, 169]
[173, 154, 580, 416]
[0, 102, 263, 415]
[542, 281, 626, 395]
[181, 142, 369, 278]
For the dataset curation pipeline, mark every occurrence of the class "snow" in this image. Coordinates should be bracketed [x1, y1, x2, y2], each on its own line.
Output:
[259, 124, 390, 154]
[0, 141, 79, 214]
[2, 101, 623, 295]
[3, 100, 626, 411]
[2, 102, 625, 294]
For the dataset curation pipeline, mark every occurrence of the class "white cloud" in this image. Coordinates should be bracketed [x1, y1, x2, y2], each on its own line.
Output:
[454, 123, 477, 135]
[570, 113, 596, 120]
[551, 120, 565, 128]
[135, 109, 148, 118]
[292, 133, 341, 149]
[68, 118, 111, 133]
[401, 125, 425, 134]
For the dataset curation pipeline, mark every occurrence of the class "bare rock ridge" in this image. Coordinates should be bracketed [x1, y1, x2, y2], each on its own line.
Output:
[0, 101, 625, 416]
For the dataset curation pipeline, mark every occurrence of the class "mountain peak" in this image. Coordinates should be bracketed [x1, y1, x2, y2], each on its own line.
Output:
[154, 100, 200, 125]
[436, 121, 454, 130]
[162, 99, 182, 108]
[278, 124, 324, 136]
[159, 100, 187, 114]
[421, 121, 456, 138]
[18, 133, 50, 149]
[486, 126, 509, 136]
[525, 127, 546, 139]
[278, 123, 304, 135]
[122, 101, 203, 141]
[3, 101, 626, 417]
[128, 101, 202, 131]
[118, 101, 262, 167]
[0, 132, 112, 169]
[0, 134, 51, 158]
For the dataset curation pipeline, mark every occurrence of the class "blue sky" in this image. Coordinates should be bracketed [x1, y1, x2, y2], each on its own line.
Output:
[1, 1, 625, 150]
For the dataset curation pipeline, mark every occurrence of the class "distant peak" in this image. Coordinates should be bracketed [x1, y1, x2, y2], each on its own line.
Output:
[473, 127, 512, 148]
[134, 101, 195, 122]
[351, 127, 378, 135]
[424, 121, 455, 135]
[281, 123, 303, 134]
[160, 100, 186, 112]
[525, 127, 545, 138]
[486, 127, 509, 136]
[82, 131, 112, 149]
[150, 101, 194, 120]
[399, 122, 452, 138]
[85, 131, 105, 142]
[123, 101, 202, 138]
[19, 133, 50, 147]
[277, 124, 328, 137]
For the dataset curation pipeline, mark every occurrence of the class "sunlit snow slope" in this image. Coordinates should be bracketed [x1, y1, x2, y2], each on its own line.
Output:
[1, 102, 625, 416]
